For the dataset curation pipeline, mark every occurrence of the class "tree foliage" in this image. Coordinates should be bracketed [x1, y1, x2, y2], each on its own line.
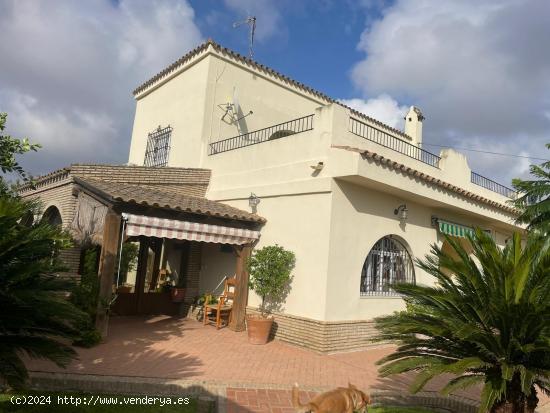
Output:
[0, 112, 85, 388]
[70, 248, 102, 348]
[0, 113, 40, 187]
[0, 196, 86, 388]
[512, 144, 550, 233]
[375, 230, 550, 413]
[247, 245, 295, 317]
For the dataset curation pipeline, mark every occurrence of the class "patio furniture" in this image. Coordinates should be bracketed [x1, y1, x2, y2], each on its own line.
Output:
[203, 277, 236, 329]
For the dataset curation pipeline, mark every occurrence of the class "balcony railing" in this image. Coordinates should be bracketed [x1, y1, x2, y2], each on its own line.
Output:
[471, 172, 517, 198]
[209, 114, 314, 155]
[349, 117, 441, 168]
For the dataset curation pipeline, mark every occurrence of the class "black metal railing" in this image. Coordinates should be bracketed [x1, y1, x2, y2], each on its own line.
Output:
[144, 125, 172, 167]
[349, 117, 441, 168]
[471, 172, 517, 198]
[209, 114, 314, 155]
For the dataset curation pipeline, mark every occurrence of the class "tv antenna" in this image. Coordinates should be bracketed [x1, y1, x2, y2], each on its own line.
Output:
[233, 16, 256, 59]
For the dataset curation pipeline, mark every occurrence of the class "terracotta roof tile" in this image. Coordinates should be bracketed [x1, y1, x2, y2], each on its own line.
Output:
[132, 39, 410, 140]
[332, 145, 519, 215]
[74, 177, 265, 224]
[19, 164, 212, 196]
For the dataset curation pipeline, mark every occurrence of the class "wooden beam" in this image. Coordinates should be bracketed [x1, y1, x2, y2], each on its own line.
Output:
[95, 210, 121, 338]
[229, 244, 252, 332]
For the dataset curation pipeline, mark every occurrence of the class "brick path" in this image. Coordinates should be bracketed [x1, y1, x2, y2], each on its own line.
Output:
[25, 315, 549, 412]
[225, 388, 319, 413]
[28, 315, 390, 389]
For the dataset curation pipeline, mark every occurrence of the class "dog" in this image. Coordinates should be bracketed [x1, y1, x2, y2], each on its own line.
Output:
[292, 382, 371, 413]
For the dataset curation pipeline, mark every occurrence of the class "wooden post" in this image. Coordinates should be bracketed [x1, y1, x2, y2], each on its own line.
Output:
[229, 244, 252, 332]
[134, 237, 150, 314]
[148, 238, 163, 291]
[95, 210, 121, 338]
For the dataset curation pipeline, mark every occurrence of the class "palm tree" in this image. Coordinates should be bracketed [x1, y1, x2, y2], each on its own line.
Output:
[375, 230, 550, 413]
[512, 143, 550, 233]
[0, 195, 86, 389]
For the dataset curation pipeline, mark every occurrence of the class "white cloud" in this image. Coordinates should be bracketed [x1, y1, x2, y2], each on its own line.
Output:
[350, 0, 550, 185]
[340, 94, 408, 129]
[0, 0, 202, 175]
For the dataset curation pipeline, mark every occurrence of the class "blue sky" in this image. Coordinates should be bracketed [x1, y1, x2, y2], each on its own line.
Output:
[189, 0, 379, 99]
[1, 0, 549, 185]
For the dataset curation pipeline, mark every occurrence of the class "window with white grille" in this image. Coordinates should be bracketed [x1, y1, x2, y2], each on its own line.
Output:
[144, 126, 172, 167]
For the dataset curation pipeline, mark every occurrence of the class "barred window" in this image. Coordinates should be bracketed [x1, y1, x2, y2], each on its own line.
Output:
[360, 236, 415, 296]
[144, 125, 172, 167]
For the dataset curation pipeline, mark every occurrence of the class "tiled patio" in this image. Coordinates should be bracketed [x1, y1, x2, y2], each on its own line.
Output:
[26, 315, 549, 412]
[29, 315, 389, 388]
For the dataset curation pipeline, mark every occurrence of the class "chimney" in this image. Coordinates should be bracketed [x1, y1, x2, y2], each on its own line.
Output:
[404, 106, 424, 146]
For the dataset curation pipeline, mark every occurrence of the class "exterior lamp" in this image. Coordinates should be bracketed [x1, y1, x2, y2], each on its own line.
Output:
[394, 204, 408, 221]
[249, 193, 260, 213]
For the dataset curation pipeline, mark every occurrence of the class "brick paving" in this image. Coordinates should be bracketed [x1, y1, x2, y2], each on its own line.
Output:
[225, 388, 314, 413]
[26, 315, 550, 412]
[28, 315, 388, 389]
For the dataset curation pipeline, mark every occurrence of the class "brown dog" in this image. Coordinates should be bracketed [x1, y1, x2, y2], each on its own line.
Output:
[292, 382, 371, 413]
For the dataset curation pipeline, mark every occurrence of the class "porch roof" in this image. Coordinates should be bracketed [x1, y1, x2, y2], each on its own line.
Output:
[73, 177, 266, 224]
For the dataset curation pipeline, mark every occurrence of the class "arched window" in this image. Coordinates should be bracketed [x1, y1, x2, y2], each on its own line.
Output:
[360, 236, 415, 296]
[42, 206, 62, 227]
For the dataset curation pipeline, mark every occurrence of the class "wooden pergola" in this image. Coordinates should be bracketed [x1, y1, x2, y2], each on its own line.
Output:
[69, 177, 265, 337]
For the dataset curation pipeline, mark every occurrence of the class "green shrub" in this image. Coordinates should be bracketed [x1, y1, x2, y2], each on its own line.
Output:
[70, 248, 102, 347]
[246, 244, 295, 317]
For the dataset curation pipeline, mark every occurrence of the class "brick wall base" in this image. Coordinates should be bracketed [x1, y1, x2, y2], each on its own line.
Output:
[184, 242, 202, 304]
[246, 307, 381, 354]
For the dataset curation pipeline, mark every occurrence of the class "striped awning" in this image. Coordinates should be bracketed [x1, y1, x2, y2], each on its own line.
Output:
[123, 214, 260, 245]
[437, 219, 474, 238]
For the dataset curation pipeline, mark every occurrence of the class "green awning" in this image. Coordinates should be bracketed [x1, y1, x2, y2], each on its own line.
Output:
[438, 220, 474, 238]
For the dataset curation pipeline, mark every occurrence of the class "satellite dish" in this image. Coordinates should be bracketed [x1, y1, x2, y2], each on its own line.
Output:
[232, 87, 241, 121]
[219, 86, 253, 125]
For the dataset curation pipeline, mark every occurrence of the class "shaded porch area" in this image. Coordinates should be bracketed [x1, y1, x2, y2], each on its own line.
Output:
[69, 177, 264, 334]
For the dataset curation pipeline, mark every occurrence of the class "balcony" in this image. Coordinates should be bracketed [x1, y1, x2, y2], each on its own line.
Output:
[348, 118, 515, 199]
[471, 171, 517, 199]
[209, 114, 314, 155]
[348, 117, 441, 168]
[206, 104, 516, 202]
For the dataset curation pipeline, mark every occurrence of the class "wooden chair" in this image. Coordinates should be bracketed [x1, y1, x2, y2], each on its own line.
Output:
[203, 277, 236, 329]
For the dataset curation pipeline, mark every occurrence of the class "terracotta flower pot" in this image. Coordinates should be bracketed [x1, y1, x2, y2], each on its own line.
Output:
[116, 285, 132, 293]
[246, 315, 273, 345]
[171, 287, 186, 303]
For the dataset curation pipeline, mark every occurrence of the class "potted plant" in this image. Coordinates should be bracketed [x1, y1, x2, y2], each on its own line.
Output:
[195, 293, 218, 320]
[246, 245, 295, 345]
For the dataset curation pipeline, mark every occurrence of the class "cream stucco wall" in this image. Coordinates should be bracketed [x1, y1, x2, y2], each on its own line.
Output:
[324, 179, 514, 321]
[202, 54, 324, 148]
[212, 191, 332, 321]
[129, 46, 327, 168]
[128, 55, 211, 167]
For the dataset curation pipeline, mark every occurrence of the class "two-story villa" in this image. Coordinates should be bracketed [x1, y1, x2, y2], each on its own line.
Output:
[21, 40, 520, 353]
